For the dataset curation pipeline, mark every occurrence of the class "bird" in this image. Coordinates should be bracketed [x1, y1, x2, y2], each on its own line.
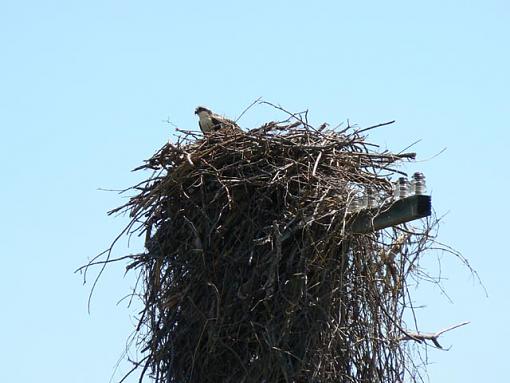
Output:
[194, 106, 240, 133]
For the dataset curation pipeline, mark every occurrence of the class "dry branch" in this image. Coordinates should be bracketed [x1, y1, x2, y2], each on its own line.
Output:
[399, 321, 470, 349]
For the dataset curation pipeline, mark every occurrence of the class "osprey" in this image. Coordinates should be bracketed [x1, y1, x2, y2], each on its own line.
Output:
[194, 106, 240, 133]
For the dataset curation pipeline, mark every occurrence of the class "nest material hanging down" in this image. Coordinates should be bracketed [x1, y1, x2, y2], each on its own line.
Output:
[109, 119, 436, 383]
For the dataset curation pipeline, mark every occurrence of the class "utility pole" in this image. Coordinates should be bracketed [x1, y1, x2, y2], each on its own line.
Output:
[350, 195, 432, 234]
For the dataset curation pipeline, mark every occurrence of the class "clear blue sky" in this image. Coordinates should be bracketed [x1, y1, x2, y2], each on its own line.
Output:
[1, 1, 508, 382]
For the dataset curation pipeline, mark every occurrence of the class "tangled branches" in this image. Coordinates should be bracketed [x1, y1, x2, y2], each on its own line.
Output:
[91, 116, 455, 382]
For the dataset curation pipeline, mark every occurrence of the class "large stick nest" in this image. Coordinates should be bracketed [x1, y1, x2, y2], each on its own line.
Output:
[104, 115, 438, 383]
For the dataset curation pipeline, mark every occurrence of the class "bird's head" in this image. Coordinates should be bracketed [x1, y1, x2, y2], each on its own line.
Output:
[194, 106, 212, 115]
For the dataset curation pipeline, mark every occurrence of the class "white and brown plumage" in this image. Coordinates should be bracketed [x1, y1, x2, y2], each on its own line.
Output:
[194, 106, 240, 133]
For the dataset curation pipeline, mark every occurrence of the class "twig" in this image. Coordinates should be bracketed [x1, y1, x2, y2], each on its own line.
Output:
[399, 321, 470, 349]
[235, 96, 262, 123]
[355, 120, 396, 134]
